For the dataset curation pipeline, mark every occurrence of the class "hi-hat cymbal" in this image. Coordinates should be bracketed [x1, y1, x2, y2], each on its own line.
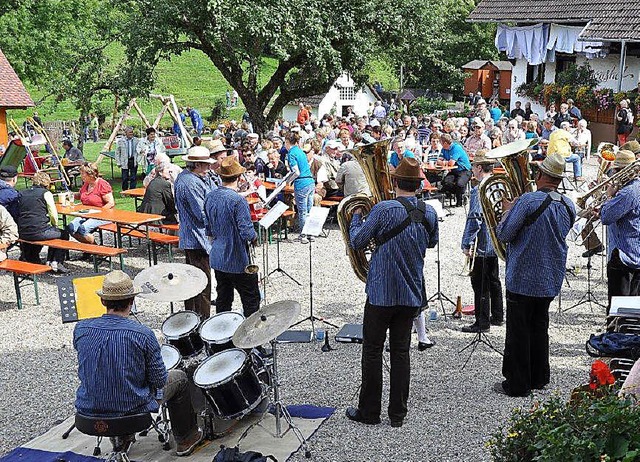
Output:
[232, 300, 301, 348]
[134, 263, 207, 302]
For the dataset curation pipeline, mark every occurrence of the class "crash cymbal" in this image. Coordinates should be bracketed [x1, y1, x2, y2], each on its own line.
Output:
[134, 263, 207, 302]
[232, 300, 301, 348]
[486, 138, 538, 159]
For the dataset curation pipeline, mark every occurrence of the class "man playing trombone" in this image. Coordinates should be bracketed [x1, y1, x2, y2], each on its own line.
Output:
[460, 149, 503, 333]
[204, 157, 260, 318]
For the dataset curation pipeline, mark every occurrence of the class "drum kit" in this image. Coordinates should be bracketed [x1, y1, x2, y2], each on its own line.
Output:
[135, 264, 310, 457]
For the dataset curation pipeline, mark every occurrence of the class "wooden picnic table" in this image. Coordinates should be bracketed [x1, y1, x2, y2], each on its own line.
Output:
[121, 187, 146, 209]
[263, 181, 295, 194]
[56, 204, 164, 265]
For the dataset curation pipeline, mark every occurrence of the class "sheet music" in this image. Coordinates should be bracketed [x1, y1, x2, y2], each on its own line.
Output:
[259, 201, 289, 230]
[610, 296, 640, 317]
[424, 199, 446, 219]
[263, 170, 299, 206]
[301, 206, 330, 237]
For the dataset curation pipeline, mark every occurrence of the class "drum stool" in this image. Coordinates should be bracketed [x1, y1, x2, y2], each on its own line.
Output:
[75, 412, 158, 461]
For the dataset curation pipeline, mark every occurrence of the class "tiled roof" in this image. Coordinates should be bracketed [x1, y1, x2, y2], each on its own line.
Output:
[0, 49, 34, 108]
[462, 60, 513, 71]
[296, 95, 325, 107]
[580, 4, 640, 41]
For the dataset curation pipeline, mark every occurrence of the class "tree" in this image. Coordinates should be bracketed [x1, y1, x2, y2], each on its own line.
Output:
[113, 0, 383, 134]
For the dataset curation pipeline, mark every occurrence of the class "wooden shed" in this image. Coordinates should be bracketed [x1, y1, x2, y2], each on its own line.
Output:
[0, 48, 34, 148]
[462, 60, 512, 101]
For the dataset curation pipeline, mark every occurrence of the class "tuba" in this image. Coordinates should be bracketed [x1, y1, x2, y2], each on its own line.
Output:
[479, 138, 538, 261]
[337, 138, 395, 282]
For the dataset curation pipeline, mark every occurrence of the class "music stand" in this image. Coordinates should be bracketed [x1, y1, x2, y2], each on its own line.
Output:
[291, 207, 338, 338]
[424, 200, 455, 317]
[564, 252, 606, 312]
[260, 201, 300, 285]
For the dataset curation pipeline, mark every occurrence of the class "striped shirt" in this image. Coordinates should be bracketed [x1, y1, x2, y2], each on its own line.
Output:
[174, 169, 215, 251]
[601, 179, 640, 269]
[350, 197, 439, 307]
[73, 314, 167, 417]
[497, 190, 575, 297]
[461, 186, 496, 257]
[204, 186, 257, 273]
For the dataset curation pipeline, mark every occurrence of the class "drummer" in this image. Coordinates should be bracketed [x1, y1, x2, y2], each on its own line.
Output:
[204, 157, 260, 317]
[73, 271, 203, 456]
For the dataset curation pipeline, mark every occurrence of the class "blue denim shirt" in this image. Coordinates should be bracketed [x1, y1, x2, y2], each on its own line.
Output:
[174, 169, 215, 251]
[74, 315, 167, 417]
[461, 186, 496, 257]
[601, 178, 640, 269]
[497, 190, 575, 297]
[205, 186, 257, 273]
[350, 197, 438, 307]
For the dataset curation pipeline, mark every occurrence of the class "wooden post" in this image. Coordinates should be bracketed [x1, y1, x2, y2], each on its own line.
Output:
[0, 108, 7, 148]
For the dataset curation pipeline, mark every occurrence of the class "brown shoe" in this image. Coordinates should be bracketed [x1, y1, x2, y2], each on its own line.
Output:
[176, 429, 203, 456]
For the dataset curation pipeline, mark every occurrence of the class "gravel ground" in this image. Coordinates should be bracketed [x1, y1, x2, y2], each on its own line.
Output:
[0, 160, 607, 461]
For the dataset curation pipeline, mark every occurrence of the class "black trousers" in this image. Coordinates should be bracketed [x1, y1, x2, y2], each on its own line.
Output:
[607, 248, 640, 315]
[502, 291, 553, 396]
[163, 370, 198, 443]
[441, 170, 471, 205]
[20, 226, 69, 263]
[121, 164, 138, 191]
[214, 270, 260, 318]
[358, 301, 419, 422]
[470, 255, 503, 328]
[184, 249, 211, 319]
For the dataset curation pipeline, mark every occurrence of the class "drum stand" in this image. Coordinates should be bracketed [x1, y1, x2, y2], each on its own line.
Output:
[237, 339, 311, 458]
[426, 237, 455, 318]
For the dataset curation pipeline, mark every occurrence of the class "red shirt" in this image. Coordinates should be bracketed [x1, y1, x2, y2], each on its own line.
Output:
[297, 108, 310, 125]
[80, 178, 112, 207]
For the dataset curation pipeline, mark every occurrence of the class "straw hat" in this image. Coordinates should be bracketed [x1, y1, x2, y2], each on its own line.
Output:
[218, 156, 246, 179]
[472, 149, 493, 165]
[182, 145, 216, 164]
[391, 157, 422, 180]
[620, 140, 640, 155]
[614, 149, 636, 169]
[96, 270, 141, 301]
[538, 153, 565, 179]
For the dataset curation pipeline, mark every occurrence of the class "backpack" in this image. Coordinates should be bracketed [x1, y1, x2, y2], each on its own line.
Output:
[213, 446, 277, 462]
[586, 332, 640, 360]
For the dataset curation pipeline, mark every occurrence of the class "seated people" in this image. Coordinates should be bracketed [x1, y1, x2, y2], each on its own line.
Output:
[68, 164, 115, 244]
[0, 204, 18, 262]
[336, 152, 370, 197]
[74, 271, 203, 456]
[61, 140, 85, 171]
[388, 138, 416, 171]
[464, 119, 491, 157]
[137, 164, 178, 224]
[0, 165, 21, 221]
[307, 142, 329, 206]
[547, 123, 582, 181]
[143, 153, 182, 187]
[318, 140, 342, 197]
[440, 134, 472, 207]
[265, 148, 288, 179]
[18, 172, 70, 273]
[503, 119, 525, 144]
[238, 162, 267, 201]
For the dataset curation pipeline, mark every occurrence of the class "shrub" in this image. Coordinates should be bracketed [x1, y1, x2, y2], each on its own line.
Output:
[207, 98, 227, 124]
[488, 390, 640, 462]
[411, 97, 449, 116]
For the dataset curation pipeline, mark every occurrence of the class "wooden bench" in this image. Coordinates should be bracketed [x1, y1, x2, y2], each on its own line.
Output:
[98, 223, 179, 264]
[19, 239, 126, 272]
[0, 259, 51, 309]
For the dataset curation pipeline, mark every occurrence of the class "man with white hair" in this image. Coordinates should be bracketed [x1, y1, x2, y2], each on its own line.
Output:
[372, 100, 386, 120]
[143, 153, 183, 187]
[503, 119, 526, 144]
[573, 119, 592, 160]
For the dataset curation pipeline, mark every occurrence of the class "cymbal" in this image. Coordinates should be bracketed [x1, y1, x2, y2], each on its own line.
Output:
[486, 138, 538, 159]
[232, 300, 301, 348]
[134, 263, 207, 302]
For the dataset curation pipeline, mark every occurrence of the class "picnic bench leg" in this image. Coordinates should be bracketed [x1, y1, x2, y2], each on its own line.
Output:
[13, 273, 22, 310]
[116, 224, 123, 248]
[92, 256, 99, 273]
[168, 245, 174, 263]
[33, 275, 40, 305]
[151, 242, 158, 266]
[118, 254, 124, 270]
[146, 229, 152, 266]
[108, 256, 113, 271]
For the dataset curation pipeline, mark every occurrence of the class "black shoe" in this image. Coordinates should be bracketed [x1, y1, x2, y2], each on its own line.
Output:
[492, 381, 508, 395]
[461, 324, 489, 333]
[418, 340, 435, 351]
[582, 245, 604, 258]
[490, 319, 504, 327]
[345, 407, 380, 425]
[390, 420, 403, 428]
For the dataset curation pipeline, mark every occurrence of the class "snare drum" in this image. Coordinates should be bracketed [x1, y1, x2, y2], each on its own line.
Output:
[199, 312, 245, 355]
[193, 348, 264, 419]
[160, 344, 182, 371]
[161, 311, 204, 358]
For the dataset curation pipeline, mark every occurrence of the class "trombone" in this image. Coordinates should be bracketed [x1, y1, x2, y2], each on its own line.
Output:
[245, 243, 260, 275]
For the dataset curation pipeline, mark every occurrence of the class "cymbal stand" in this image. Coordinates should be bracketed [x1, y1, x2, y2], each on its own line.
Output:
[426, 230, 455, 318]
[237, 339, 311, 458]
[458, 255, 503, 369]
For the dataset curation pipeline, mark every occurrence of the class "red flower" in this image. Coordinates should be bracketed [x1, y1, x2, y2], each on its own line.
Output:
[589, 360, 615, 390]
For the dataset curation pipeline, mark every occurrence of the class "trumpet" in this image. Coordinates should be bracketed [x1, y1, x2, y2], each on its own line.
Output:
[461, 237, 477, 276]
[245, 243, 260, 274]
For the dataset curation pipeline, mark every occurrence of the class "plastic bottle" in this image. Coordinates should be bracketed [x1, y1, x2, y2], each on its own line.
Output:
[429, 307, 437, 321]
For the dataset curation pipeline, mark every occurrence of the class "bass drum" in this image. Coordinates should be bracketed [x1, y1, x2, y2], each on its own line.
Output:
[161, 311, 204, 358]
[199, 312, 245, 355]
[193, 348, 264, 420]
